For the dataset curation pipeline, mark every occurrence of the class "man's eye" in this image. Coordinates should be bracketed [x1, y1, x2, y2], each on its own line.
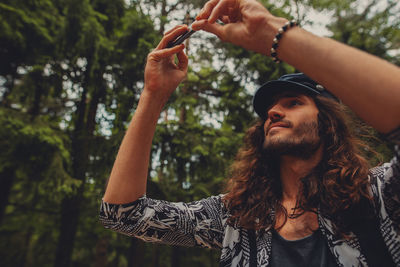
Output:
[289, 100, 302, 106]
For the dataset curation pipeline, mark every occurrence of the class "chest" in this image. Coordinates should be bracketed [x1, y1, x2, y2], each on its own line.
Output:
[274, 211, 319, 240]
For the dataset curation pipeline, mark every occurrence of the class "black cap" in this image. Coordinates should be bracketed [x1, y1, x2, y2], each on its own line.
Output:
[253, 73, 337, 119]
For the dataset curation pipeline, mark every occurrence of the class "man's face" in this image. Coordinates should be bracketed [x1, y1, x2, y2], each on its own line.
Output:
[262, 92, 321, 158]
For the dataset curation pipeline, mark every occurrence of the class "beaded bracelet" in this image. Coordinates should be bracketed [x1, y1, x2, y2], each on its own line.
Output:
[270, 20, 298, 63]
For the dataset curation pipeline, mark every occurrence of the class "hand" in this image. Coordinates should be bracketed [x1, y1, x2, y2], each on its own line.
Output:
[144, 25, 189, 104]
[192, 0, 287, 55]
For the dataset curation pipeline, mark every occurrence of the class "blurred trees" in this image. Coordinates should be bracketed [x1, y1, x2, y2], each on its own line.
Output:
[0, 0, 398, 266]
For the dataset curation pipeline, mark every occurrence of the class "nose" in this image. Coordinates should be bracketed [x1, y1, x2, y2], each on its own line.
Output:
[267, 104, 285, 122]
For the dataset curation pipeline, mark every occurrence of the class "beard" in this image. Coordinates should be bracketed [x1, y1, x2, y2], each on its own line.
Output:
[263, 120, 321, 159]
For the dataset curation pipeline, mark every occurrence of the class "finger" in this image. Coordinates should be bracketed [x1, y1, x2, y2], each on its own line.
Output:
[191, 19, 207, 31]
[221, 15, 230, 24]
[192, 19, 219, 31]
[159, 25, 188, 49]
[156, 26, 189, 50]
[227, 6, 240, 22]
[192, 20, 227, 41]
[176, 49, 188, 71]
[149, 44, 185, 62]
[208, 0, 236, 24]
[196, 0, 219, 20]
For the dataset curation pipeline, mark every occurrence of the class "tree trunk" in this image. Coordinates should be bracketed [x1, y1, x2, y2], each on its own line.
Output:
[21, 183, 40, 267]
[53, 91, 88, 267]
[29, 66, 45, 119]
[0, 167, 15, 224]
[54, 54, 100, 267]
[0, 71, 17, 108]
[170, 246, 180, 267]
[20, 226, 34, 267]
[54, 189, 84, 267]
[93, 237, 108, 267]
[128, 238, 145, 267]
[151, 244, 160, 267]
[110, 235, 122, 267]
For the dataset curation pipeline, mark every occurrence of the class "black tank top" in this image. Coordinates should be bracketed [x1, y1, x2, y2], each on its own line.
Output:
[271, 228, 337, 267]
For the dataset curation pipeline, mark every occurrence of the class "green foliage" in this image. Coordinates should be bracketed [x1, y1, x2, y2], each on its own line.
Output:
[0, 108, 72, 267]
[305, 0, 400, 62]
[0, 0, 62, 75]
[0, 108, 70, 175]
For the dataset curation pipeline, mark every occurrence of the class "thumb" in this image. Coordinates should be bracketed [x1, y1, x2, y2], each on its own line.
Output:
[192, 20, 228, 42]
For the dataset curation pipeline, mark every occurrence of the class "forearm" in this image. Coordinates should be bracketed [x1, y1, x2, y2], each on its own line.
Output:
[102, 24, 188, 204]
[194, 0, 400, 133]
[103, 91, 164, 204]
[277, 26, 400, 133]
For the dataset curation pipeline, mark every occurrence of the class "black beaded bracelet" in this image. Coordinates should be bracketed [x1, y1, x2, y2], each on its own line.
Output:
[270, 20, 298, 63]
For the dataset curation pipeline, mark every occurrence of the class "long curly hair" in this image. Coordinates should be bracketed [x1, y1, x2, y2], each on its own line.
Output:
[223, 95, 374, 237]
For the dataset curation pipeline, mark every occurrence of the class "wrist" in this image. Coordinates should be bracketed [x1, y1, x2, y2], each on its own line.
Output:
[138, 89, 168, 116]
[262, 16, 289, 55]
[270, 20, 298, 62]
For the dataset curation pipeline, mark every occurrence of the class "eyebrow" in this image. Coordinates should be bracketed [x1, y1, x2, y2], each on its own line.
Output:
[264, 93, 306, 117]
[269, 92, 303, 106]
[273, 92, 303, 100]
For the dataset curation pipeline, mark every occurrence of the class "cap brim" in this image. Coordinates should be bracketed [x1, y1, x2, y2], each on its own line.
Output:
[253, 80, 321, 119]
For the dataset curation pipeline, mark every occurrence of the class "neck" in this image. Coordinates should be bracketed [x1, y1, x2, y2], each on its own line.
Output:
[279, 145, 323, 201]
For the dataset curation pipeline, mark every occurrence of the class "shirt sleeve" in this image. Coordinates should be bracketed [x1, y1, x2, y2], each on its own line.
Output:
[99, 194, 226, 249]
[369, 127, 400, 226]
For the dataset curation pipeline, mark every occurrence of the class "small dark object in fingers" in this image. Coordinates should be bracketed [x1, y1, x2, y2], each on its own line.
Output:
[166, 25, 196, 48]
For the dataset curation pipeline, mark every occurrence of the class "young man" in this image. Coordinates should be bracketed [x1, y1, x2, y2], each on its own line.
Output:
[100, 0, 400, 266]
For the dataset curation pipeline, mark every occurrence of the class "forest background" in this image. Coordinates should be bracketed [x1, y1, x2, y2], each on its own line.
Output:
[0, 0, 399, 266]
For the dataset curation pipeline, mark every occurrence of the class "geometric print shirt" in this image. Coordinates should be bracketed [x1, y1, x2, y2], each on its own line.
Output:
[99, 128, 400, 266]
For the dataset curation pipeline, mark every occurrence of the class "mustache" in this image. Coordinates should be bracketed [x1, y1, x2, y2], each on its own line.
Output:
[266, 119, 293, 133]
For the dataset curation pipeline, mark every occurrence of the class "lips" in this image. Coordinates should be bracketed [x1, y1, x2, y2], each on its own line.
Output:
[267, 122, 290, 133]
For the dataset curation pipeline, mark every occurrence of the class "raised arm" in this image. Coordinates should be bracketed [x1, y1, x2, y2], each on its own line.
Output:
[192, 0, 400, 133]
[103, 25, 189, 204]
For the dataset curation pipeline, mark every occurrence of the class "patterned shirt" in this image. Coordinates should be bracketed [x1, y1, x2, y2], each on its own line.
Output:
[99, 128, 400, 266]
